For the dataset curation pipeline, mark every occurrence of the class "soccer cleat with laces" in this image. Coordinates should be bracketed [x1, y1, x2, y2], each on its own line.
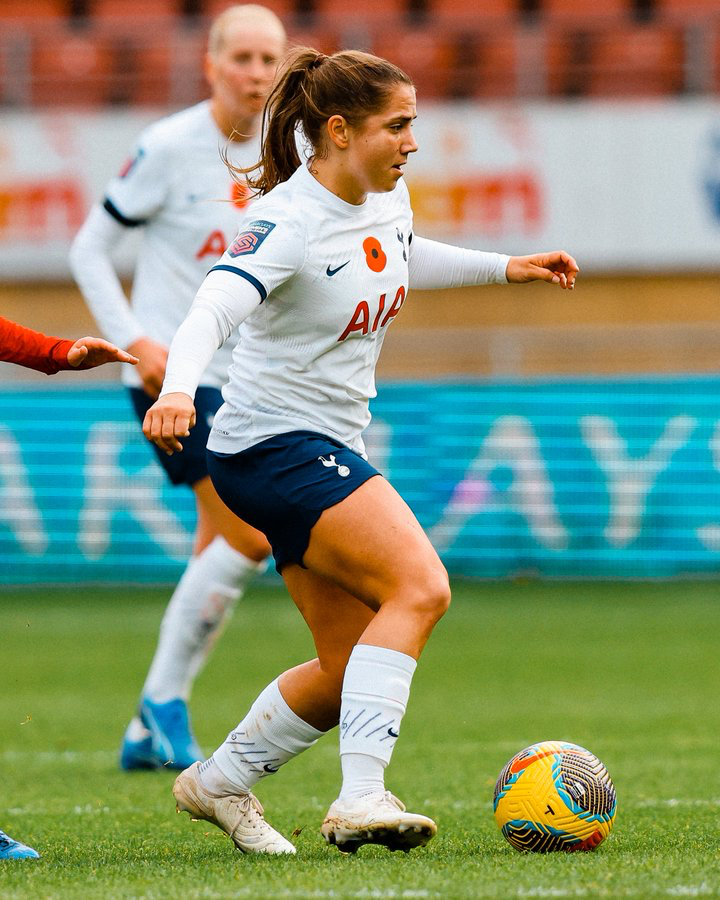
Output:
[0, 830, 40, 860]
[173, 762, 296, 855]
[321, 791, 437, 854]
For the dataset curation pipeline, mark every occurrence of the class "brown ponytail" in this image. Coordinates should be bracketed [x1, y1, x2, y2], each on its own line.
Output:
[228, 46, 412, 196]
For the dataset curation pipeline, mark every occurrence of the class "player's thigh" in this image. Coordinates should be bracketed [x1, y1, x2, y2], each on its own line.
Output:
[303, 474, 449, 610]
[193, 475, 271, 560]
[282, 563, 375, 674]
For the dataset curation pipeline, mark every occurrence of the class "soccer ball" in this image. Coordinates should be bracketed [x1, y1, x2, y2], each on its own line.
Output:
[493, 740, 617, 852]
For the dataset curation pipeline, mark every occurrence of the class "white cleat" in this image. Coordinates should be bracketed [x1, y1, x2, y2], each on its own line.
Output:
[173, 762, 296, 855]
[321, 790, 437, 854]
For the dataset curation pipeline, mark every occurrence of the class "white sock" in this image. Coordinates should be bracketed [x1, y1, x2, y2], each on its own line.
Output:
[200, 678, 325, 795]
[338, 644, 417, 801]
[143, 537, 264, 703]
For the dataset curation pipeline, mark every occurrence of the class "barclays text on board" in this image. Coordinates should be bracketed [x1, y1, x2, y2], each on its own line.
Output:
[3, 381, 720, 583]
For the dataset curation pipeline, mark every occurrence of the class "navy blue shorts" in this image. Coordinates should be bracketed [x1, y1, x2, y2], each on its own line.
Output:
[207, 431, 380, 573]
[129, 386, 223, 487]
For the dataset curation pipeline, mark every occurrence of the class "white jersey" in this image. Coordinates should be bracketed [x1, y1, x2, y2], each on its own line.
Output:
[206, 163, 415, 457]
[103, 101, 259, 388]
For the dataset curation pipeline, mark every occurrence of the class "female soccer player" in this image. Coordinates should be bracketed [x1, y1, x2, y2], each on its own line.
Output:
[70, 5, 286, 772]
[144, 48, 579, 855]
[1, 316, 137, 860]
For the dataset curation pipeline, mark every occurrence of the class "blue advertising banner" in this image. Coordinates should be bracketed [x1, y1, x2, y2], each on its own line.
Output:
[2, 380, 720, 584]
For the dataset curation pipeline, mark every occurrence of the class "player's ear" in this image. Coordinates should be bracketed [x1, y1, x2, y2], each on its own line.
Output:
[326, 115, 350, 150]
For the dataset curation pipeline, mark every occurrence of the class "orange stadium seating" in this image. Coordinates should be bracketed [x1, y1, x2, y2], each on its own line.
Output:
[313, 0, 407, 14]
[587, 22, 685, 96]
[374, 24, 455, 100]
[31, 31, 113, 106]
[0, 0, 66, 19]
[541, 0, 630, 20]
[90, 0, 177, 19]
[204, 0, 295, 17]
[544, 27, 593, 96]
[1, 0, 719, 104]
[430, 0, 518, 25]
[446, 30, 520, 99]
[659, 0, 720, 13]
[286, 23, 340, 55]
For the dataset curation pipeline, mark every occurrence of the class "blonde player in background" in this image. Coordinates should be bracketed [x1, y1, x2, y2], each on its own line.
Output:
[143, 47, 578, 855]
[70, 5, 285, 772]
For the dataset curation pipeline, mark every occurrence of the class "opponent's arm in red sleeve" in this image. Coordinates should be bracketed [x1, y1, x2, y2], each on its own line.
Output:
[0, 316, 75, 374]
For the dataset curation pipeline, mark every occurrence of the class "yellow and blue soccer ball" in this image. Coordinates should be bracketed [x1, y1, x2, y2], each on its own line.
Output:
[493, 740, 617, 852]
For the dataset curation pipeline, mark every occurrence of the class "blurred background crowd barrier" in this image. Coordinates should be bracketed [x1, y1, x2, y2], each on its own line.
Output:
[1, 0, 719, 583]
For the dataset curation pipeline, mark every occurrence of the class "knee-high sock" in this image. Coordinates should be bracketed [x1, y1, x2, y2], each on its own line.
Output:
[338, 643, 417, 800]
[142, 536, 264, 703]
[199, 678, 325, 794]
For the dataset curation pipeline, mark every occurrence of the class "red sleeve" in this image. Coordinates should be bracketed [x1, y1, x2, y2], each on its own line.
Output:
[0, 316, 75, 375]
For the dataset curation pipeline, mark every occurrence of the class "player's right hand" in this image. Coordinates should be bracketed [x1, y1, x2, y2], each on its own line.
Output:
[143, 392, 196, 455]
[127, 337, 169, 398]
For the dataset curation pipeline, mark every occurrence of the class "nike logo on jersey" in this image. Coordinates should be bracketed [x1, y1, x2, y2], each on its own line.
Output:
[326, 261, 350, 277]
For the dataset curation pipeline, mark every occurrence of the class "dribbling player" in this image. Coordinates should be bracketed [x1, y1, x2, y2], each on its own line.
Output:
[144, 48, 579, 855]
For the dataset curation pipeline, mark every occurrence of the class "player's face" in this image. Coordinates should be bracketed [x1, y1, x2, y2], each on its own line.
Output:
[206, 19, 285, 125]
[347, 84, 418, 195]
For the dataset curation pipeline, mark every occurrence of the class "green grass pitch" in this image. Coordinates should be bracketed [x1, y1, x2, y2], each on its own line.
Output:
[1, 580, 718, 898]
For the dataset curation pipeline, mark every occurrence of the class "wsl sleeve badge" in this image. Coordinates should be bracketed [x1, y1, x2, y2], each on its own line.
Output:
[493, 740, 617, 852]
[228, 220, 276, 257]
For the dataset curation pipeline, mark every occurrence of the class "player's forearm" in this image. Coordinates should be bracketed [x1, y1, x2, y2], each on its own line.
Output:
[160, 269, 261, 398]
[160, 308, 229, 399]
[0, 317, 74, 374]
[408, 235, 509, 289]
[69, 205, 145, 349]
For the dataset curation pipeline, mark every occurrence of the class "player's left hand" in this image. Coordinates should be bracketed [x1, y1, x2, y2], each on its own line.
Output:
[67, 337, 139, 369]
[506, 251, 579, 290]
[143, 392, 197, 455]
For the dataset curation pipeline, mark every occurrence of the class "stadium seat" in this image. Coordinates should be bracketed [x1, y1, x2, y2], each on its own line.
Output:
[373, 25, 454, 100]
[90, 0, 177, 19]
[587, 22, 685, 96]
[286, 23, 340, 55]
[312, 0, 407, 23]
[122, 28, 208, 106]
[711, 21, 720, 93]
[541, 0, 629, 22]
[659, 0, 720, 14]
[0, 0, 66, 20]
[544, 26, 594, 96]
[32, 31, 113, 106]
[430, 0, 518, 25]
[469, 31, 519, 98]
[204, 0, 295, 17]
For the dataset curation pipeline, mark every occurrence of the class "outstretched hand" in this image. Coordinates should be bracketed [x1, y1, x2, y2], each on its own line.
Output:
[506, 251, 579, 289]
[143, 392, 197, 455]
[67, 336, 139, 369]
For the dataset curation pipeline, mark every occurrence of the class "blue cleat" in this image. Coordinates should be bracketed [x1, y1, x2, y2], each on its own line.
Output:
[0, 830, 40, 860]
[139, 697, 204, 770]
[120, 717, 160, 771]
